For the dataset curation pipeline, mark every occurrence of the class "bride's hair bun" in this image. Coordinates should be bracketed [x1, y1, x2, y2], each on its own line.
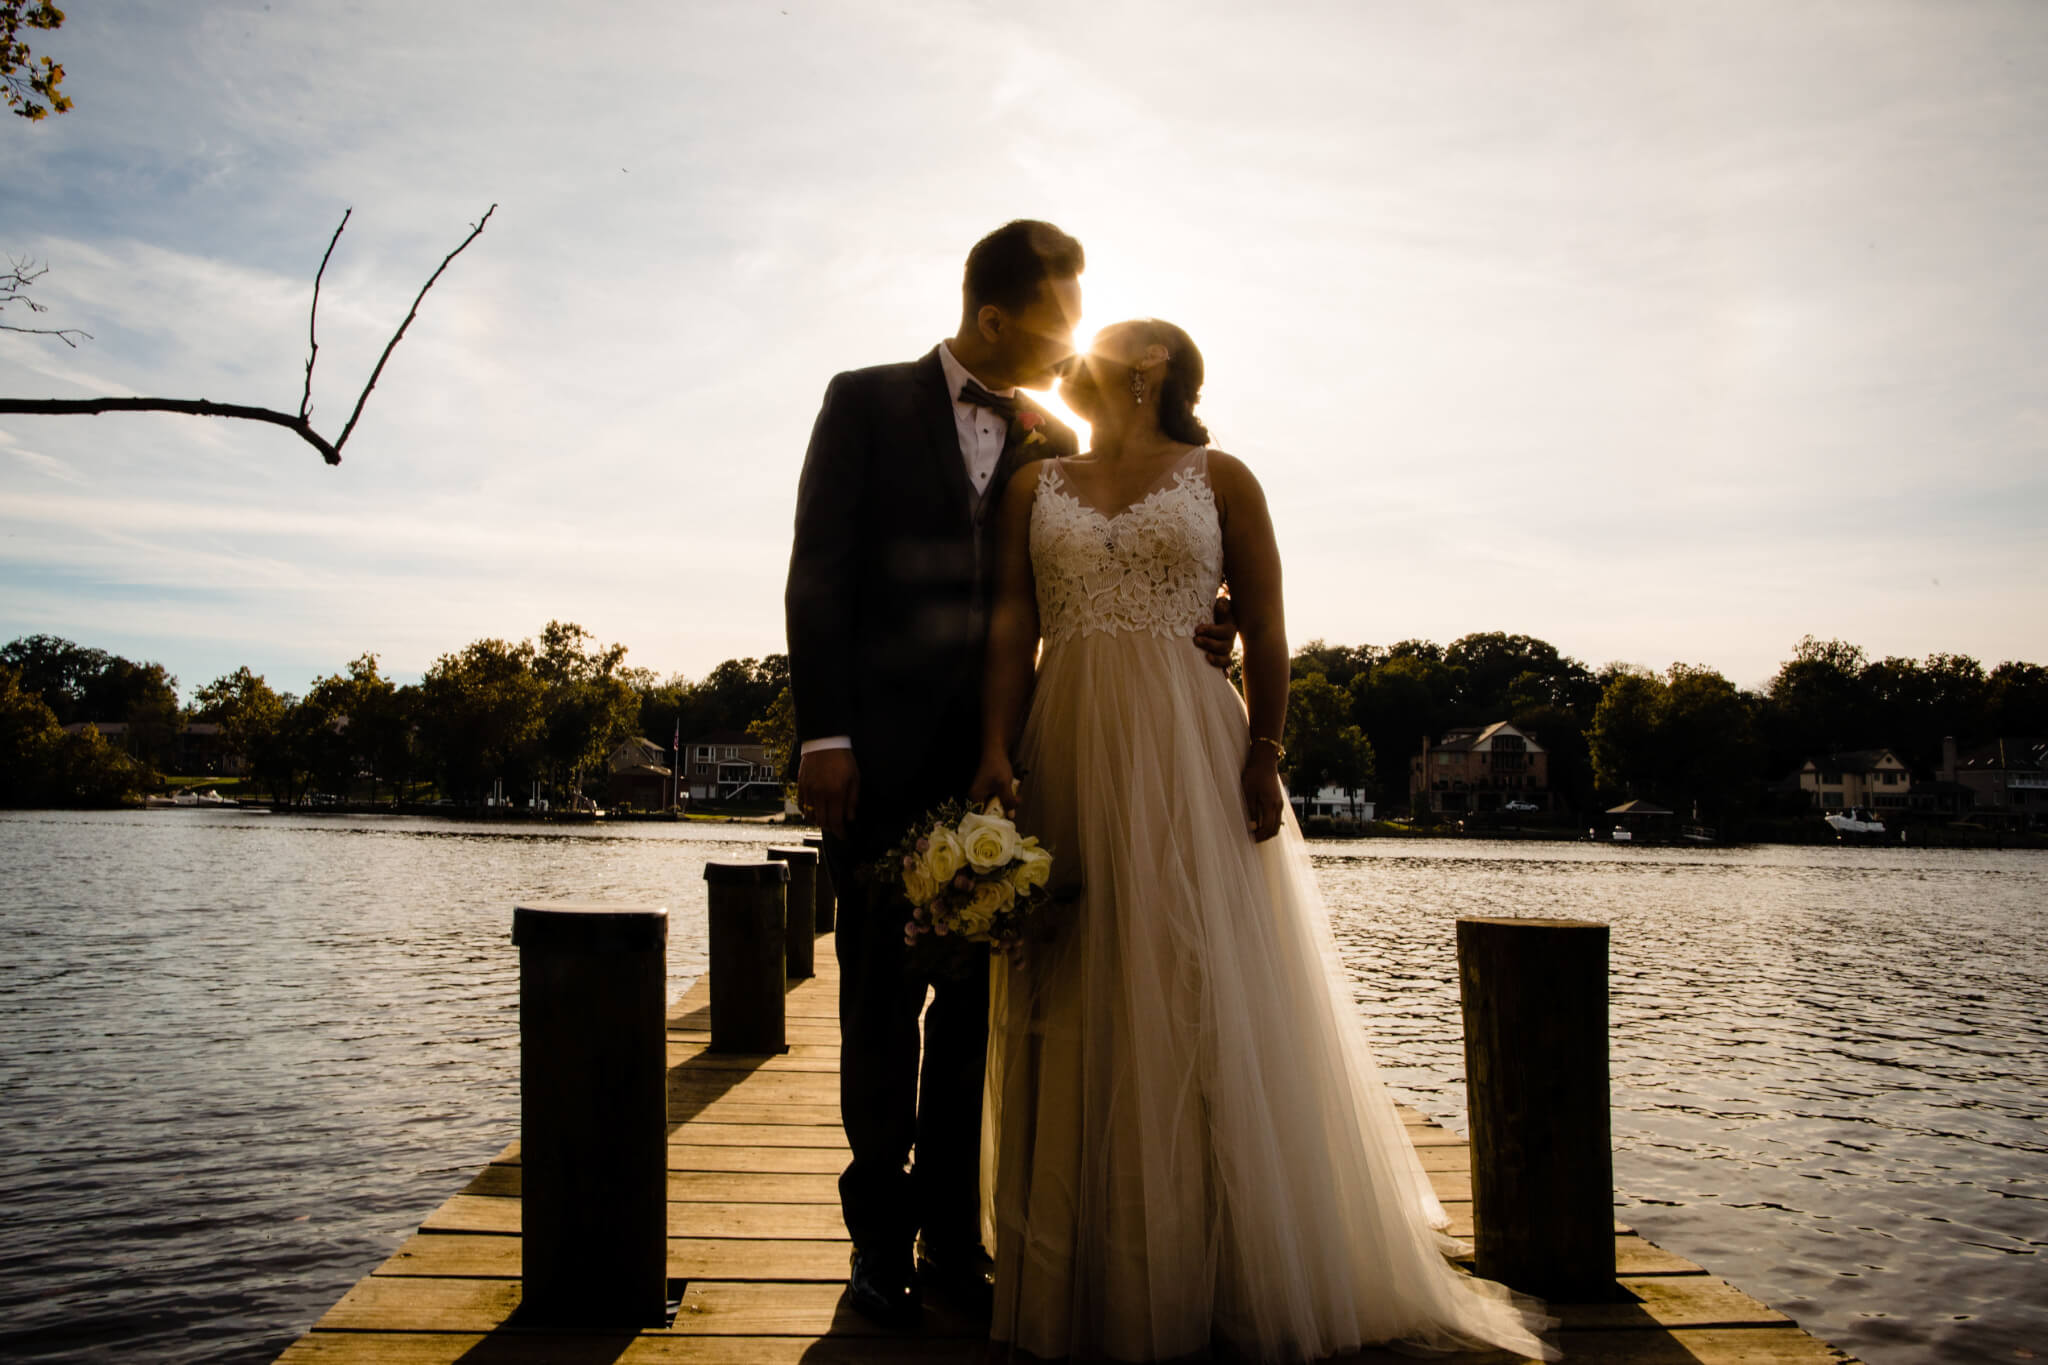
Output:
[1137, 318, 1211, 446]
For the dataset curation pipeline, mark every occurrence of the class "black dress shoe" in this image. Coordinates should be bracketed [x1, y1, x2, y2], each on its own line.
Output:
[848, 1247, 921, 1328]
[914, 1238, 996, 1320]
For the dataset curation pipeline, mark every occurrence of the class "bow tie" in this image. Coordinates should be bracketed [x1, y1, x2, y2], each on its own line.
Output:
[957, 379, 1020, 422]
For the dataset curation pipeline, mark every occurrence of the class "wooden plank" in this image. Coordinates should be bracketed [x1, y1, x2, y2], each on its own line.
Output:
[491, 1127, 847, 1167]
[1544, 1327, 1856, 1364]
[672, 1279, 985, 1338]
[468, 1158, 842, 1197]
[1608, 1236, 1705, 1277]
[663, 1031, 839, 1055]
[663, 1100, 842, 1127]
[668, 1043, 842, 1067]
[374, 1231, 860, 1281]
[1429, 1170, 1473, 1202]
[278, 1333, 986, 1363]
[420, 1196, 849, 1239]
[670, 1070, 841, 1101]
[317, 1276, 980, 1340]
[1557, 1275, 1791, 1331]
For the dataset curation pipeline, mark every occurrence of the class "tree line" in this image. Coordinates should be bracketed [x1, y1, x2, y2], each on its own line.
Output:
[5, 626, 2045, 822]
[1280, 632, 2048, 826]
[0, 626, 789, 809]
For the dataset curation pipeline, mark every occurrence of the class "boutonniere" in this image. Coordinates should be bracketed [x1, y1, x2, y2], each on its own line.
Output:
[1017, 409, 1049, 447]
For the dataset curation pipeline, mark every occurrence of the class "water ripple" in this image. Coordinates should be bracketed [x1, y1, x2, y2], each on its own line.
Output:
[1, 815, 2041, 1364]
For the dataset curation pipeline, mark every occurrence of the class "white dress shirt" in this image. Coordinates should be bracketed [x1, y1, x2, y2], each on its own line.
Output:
[800, 343, 1014, 759]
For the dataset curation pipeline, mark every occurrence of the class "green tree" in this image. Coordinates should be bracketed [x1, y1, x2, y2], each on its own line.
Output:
[193, 666, 288, 796]
[1588, 668, 1664, 800]
[1591, 664, 1758, 824]
[1986, 661, 2048, 739]
[748, 685, 799, 797]
[0, 635, 180, 767]
[1284, 671, 1376, 809]
[1, 663, 149, 806]
[416, 637, 545, 803]
[1444, 631, 1596, 720]
[1, 1, 68, 121]
[1, 633, 108, 721]
[1350, 652, 1458, 801]
[1659, 664, 1759, 824]
[1761, 636, 1873, 774]
[532, 621, 638, 805]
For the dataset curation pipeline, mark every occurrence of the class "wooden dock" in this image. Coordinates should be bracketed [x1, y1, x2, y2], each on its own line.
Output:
[277, 949, 1858, 1364]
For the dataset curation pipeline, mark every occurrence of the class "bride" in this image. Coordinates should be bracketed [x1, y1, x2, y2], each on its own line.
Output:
[968, 320, 1558, 1362]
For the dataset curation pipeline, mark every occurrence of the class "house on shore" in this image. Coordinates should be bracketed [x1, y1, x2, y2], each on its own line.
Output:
[1796, 749, 1911, 812]
[1292, 785, 1376, 822]
[681, 730, 783, 803]
[1410, 722, 1551, 815]
[607, 737, 675, 811]
[1944, 736, 2048, 829]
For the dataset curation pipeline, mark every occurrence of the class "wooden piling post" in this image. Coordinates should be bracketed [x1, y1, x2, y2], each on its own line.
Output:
[703, 861, 787, 1053]
[802, 833, 835, 933]
[1456, 916, 1616, 1300]
[511, 901, 669, 1326]
[765, 845, 818, 981]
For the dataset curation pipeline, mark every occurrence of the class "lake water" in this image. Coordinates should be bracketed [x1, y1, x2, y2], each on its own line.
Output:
[0, 811, 2040, 1364]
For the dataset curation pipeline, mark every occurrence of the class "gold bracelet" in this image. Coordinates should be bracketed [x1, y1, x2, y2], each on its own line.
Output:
[1251, 736, 1286, 762]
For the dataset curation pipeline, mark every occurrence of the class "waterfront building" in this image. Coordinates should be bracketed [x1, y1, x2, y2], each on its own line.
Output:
[606, 737, 675, 811]
[1292, 785, 1376, 821]
[680, 729, 782, 803]
[1943, 735, 2048, 829]
[1410, 721, 1552, 814]
[1796, 748, 1912, 811]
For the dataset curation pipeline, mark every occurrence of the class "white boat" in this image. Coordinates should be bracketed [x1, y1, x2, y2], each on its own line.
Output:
[1611, 826, 1633, 842]
[1825, 807, 1886, 835]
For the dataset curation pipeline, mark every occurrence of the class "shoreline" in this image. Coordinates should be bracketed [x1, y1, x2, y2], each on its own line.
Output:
[15, 801, 2048, 849]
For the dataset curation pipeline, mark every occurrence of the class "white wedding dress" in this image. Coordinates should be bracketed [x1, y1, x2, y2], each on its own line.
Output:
[982, 448, 1558, 1362]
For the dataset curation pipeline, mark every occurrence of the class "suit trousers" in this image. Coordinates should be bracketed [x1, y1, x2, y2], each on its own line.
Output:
[824, 824, 990, 1261]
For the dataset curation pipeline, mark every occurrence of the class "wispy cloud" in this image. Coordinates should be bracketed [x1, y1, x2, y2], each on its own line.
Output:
[2, 0, 2043, 700]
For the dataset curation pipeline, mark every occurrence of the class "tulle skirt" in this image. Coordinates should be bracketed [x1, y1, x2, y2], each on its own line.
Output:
[982, 630, 1558, 1362]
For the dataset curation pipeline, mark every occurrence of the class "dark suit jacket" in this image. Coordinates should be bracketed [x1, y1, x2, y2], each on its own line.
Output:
[784, 346, 1079, 856]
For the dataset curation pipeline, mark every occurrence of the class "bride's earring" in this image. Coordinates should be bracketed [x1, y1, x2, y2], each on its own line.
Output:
[1130, 370, 1146, 405]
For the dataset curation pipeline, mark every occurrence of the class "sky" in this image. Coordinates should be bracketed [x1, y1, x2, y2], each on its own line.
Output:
[2, 0, 2044, 700]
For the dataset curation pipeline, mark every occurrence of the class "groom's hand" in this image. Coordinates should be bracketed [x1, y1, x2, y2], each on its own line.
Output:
[1193, 591, 1237, 670]
[798, 747, 860, 838]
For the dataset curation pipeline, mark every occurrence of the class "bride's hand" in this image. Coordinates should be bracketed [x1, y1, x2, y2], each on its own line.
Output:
[968, 752, 1019, 816]
[1242, 748, 1284, 843]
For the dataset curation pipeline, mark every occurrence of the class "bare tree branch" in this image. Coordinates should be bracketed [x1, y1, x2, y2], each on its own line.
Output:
[1, 256, 92, 347]
[300, 208, 351, 423]
[334, 203, 495, 453]
[0, 396, 340, 463]
[0, 205, 496, 466]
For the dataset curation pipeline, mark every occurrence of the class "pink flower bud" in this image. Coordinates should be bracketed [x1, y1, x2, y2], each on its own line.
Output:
[915, 837, 930, 852]
[902, 853, 918, 869]
[953, 872, 972, 891]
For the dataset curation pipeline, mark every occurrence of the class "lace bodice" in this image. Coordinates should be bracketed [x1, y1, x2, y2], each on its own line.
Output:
[1030, 452, 1223, 647]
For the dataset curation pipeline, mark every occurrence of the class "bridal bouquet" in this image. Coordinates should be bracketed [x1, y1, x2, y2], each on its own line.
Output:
[883, 798, 1055, 955]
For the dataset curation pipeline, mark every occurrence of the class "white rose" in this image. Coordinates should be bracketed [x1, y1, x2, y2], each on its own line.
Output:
[1006, 843, 1052, 896]
[922, 826, 966, 885]
[902, 859, 937, 905]
[956, 877, 1014, 938]
[958, 809, 1022, 874]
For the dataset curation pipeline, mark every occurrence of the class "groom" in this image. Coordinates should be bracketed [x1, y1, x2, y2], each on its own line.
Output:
[785, 219, 1087, 1326]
